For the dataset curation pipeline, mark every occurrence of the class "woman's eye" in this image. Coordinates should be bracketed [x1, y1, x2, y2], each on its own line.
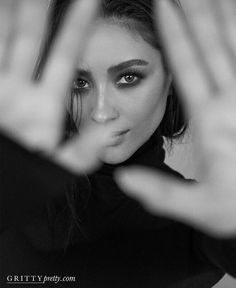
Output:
[117, 72, 144, 87]
[75, 79, 89, 89]
[119, 74, 138, 84]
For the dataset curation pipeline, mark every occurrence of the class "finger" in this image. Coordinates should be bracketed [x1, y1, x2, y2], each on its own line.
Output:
[0, 0, 15, 70]
[199, 100, 236, 156]
[217, 0, 236, 65]
[116, 167, 217, 233]
[53, 123, 115, 174]
[42, 0, 99, 97]
[156, 0, 211, 117]
[183, 0, 235, 91]
[9, 0, 48, 80]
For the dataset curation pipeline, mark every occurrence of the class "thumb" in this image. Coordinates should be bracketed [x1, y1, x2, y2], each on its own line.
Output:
[52, 123, 114, 174]
[115, 167, 207, 227]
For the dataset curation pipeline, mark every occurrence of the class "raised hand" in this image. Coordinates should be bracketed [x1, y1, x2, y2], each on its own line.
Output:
[0, 0, 113, 173]
[116, 0, 236, 238]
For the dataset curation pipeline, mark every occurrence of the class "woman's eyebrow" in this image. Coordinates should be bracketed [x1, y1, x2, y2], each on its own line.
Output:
[108, 59, 149, 74]
[75, 69, 92, 79]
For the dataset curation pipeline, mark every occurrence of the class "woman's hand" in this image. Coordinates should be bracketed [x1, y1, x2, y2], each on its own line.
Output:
[116, 0, 236, 238]
[0, 0, 113, 173]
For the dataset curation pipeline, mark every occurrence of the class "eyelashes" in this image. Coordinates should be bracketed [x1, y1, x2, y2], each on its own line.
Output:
[72, 78, 90, 97]
[75, 79, 89, 89]
[116, 69, 146, 87]
[73, 78, 89, 90]
[73, 69, 146, 93]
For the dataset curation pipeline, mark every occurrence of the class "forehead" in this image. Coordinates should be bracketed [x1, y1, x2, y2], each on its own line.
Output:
[79, 20, 162, 69]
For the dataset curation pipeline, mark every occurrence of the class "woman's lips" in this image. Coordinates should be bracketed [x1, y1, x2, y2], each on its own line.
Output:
[113, 129, 130, 137]
[108, 129, 130, 146]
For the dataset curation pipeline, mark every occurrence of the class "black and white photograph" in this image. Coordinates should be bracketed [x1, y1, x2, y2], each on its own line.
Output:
[1, 0, 236, 287]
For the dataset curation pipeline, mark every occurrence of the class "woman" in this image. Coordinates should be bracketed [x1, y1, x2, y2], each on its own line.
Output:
[0, 0, 236, 287]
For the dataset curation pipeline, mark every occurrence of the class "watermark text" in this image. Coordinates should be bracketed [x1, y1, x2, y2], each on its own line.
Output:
[6, 275, 76, 285]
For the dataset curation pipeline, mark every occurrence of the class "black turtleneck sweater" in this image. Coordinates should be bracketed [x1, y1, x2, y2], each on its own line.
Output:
[0, 132, 236, 288]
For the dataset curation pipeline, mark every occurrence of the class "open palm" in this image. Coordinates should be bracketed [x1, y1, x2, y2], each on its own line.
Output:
[0, 0, 113, 173]
[117, 0, 236, 238]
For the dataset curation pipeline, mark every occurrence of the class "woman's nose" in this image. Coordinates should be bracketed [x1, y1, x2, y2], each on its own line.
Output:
[91, 89, 119, 123]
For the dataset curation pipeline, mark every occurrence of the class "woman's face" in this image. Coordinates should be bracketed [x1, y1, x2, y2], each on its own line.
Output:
[73, 20, 171, 164]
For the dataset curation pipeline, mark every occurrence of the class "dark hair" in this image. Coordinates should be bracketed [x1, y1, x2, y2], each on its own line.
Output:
[98, 0, 187, 141]
[38, 0, 187, 247]
[38, 0, 187, 142]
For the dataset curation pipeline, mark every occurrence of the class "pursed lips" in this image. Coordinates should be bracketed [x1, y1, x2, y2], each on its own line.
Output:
[113, 129, 130, 137]
[107, 129, 130, 147]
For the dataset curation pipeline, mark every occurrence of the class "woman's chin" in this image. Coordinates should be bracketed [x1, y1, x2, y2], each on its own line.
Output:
[102, 145, 133, 165]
